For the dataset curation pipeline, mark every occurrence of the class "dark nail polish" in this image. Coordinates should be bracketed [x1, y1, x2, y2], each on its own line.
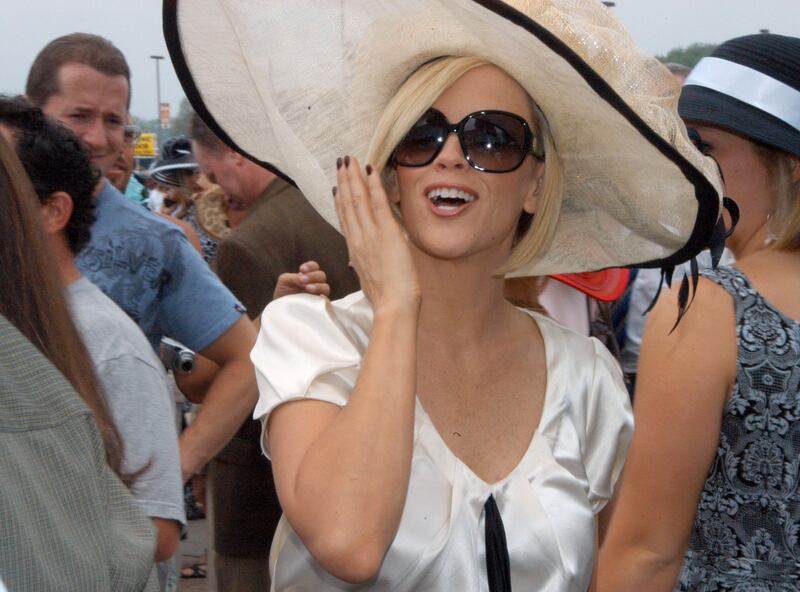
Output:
[366, 164, 373, 176]
[336, 157, 343, 170]
[332, 186, 337, 197]
[344, 155, 350, 167]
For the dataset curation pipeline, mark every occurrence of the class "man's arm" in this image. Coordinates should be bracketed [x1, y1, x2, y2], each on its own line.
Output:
[174, 355, 217, 404]
[178, 314, 258, 482]
[152, 518, 181, 562]
[174, 262, 329, 403]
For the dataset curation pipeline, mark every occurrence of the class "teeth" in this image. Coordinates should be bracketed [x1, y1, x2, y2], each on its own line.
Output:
[426, 187, 476, 202]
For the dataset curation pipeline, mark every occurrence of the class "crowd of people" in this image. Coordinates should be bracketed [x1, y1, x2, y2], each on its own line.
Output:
[0, 1, 798, 591]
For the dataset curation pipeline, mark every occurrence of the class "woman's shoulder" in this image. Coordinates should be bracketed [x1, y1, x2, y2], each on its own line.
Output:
[523, 308, 603, 362]
[521, 307, 627, 413]
[252, 292, 370, 436]
[255, 291, 371, 382]
[520, 310, 633, 512]
[261, 290, 372, 339]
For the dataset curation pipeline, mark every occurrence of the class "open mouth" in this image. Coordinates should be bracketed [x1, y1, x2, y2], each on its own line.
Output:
[425, 186, 478, 214]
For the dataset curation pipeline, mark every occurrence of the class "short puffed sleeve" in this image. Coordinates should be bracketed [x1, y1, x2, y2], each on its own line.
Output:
[582, 338, 634, 513]
[251, 292, 371, 457]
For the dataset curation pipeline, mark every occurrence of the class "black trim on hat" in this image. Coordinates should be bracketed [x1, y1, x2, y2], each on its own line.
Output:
[472, 0, 719, 271]
[162, 0, 297, 188]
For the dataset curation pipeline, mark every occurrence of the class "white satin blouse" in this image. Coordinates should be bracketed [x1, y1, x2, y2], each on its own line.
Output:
[252, 291, 633, 592]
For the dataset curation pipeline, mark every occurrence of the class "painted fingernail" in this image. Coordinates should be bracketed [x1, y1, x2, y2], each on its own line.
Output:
[366, 164, 373, 176]
[336, 157, 343, 170]
[299, 274, 309, 283]
[332, 186, 337, 197]
[306, 284, 317, 293]
[344, 155, 350, 167]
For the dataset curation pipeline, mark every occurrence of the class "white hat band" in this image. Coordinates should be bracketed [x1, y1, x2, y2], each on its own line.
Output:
[685, 56, 800, 131]
[151, 162, 197, 173]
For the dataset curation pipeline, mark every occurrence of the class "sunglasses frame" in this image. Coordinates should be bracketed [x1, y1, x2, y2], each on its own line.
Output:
[392, 108, 542, 173]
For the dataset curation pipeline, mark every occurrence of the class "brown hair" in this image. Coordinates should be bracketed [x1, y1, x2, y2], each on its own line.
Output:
[0, 133, 127, 480]
[189, 112, 226, 152]
[26, 33, 130, 109]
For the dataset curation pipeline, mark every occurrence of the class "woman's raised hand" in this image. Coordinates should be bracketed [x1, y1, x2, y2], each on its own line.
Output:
[334, 155, 421, 314]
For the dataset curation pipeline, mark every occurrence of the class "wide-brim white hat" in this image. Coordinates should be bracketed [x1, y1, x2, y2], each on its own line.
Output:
[164, 0, 723, 276]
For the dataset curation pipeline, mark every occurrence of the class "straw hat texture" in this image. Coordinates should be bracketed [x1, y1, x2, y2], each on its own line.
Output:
[164, 0, 723, 276]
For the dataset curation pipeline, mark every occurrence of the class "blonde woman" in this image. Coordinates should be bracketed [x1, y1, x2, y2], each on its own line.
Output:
[166, 1, 724, 589]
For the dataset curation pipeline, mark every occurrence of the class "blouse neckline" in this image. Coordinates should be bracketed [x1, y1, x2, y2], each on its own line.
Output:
[413, 308, 556, 489]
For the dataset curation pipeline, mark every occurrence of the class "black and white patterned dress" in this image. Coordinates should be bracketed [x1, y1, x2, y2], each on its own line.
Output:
[677, 266, 800, 592]
[183, 204, 219, 264]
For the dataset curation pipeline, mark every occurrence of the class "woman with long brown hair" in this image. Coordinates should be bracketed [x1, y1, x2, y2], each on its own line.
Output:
[0, 130, 126, 478]
[0, 131, 159, 590]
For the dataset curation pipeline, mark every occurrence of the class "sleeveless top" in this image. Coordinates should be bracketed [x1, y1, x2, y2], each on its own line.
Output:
[183, 204, 219, 263]
[676, 267, 800, 591]
[251, 291, 633, 591]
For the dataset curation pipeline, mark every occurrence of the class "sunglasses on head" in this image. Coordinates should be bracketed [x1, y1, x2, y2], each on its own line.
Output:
[391, 108, 543, 173]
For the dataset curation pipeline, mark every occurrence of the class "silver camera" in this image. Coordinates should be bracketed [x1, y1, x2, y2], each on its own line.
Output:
[160, 337, 196, 374]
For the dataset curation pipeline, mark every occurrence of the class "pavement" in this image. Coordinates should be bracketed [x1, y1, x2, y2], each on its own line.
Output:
[178, 516, 209, 592]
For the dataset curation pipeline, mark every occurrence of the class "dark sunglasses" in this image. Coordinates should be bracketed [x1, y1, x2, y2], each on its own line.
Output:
[392, 108, 542, 173]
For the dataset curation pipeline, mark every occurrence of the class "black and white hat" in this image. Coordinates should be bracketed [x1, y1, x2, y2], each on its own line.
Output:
[679, 34, 800, 157]
[150, 135, 198, 188]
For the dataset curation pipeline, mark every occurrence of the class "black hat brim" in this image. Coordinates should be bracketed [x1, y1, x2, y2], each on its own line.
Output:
[679, 85, 800, 157]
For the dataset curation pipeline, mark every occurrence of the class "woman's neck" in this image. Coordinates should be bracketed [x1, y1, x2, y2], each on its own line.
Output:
[729, 219, 769, 260]
[412, 247, 517, 346]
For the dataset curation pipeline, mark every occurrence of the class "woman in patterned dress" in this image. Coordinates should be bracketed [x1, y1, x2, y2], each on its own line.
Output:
[598, 34, 800, 591]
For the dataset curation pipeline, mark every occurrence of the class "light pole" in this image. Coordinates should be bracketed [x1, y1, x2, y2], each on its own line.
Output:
[150, 54, 164, 152]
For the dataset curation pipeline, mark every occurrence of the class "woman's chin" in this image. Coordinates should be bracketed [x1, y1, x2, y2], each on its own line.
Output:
[410, 238, 509, 268]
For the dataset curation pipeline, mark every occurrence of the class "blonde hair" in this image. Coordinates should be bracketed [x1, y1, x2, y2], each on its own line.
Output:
[365, 56, 563, 275]
[763, 150, 800, 250]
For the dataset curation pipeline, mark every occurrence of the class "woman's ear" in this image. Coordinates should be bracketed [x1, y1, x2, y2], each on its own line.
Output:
[523, 173, 543, 215]
[789, 154, 800, 183]
[39, 191, 74, 236]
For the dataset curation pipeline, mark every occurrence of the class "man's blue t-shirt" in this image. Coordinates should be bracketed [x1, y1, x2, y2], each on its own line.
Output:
[77, 182, 244, 352]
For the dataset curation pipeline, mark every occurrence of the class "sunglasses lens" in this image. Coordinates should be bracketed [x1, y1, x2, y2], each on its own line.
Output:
[463, 113, 528, 172]
[394, 110, 448, 166]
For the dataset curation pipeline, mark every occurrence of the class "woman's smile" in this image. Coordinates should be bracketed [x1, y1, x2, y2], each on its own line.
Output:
[424, 183, 480, 217]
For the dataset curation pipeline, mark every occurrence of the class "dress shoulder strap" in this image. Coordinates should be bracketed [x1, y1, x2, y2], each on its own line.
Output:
[698, 265, 753, 300]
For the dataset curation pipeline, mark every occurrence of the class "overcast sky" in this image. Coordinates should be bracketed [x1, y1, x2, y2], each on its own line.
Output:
[1, 1, 798, 120]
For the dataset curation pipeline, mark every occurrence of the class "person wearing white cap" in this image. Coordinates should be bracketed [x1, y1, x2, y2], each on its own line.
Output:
[165, 1, 725, 590]
[598, 33, 800, 591]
